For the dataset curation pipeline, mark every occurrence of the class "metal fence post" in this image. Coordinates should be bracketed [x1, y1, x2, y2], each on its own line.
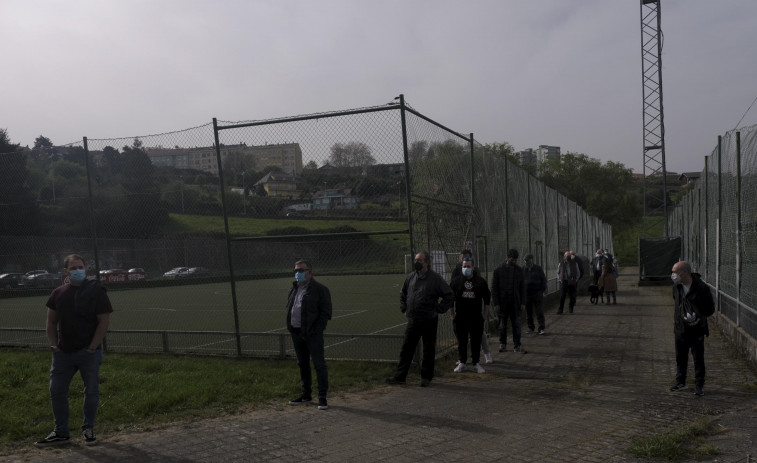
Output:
[736, 131, 742, 326]
[399, 94, 416, 255]
[717, 135, 722, 313]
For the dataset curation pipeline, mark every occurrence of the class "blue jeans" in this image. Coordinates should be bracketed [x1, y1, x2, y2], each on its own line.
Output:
[290, 330, 329, 400]
[49, 349, 103, 436]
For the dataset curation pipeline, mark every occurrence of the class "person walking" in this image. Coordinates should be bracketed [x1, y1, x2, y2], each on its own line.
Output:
[598, 259, 618, 305]
[523, 254, 547, 335]
[669, 261, 715, 396]
[556, 251, 582, 314]
[491, 249, 526, 353]
[286, 260, 332, 410]
[387, 251, 454, 387]
[450, 257, 491, 373]
[34, 254, 113, 448]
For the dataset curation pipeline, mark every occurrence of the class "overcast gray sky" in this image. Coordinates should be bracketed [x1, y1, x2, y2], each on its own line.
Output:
[3, 0, 756, 174]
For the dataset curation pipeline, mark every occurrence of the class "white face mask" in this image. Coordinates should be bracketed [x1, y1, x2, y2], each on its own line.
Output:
[671, 272, 681, 284]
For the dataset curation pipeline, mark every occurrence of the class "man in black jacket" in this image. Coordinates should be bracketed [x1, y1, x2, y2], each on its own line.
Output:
[669, 261, 715, 396]
[450, 257, 491, 373]
[387, 251, 454, 387]
[491, 249, 526, 353]
[286, 260, 332, 410]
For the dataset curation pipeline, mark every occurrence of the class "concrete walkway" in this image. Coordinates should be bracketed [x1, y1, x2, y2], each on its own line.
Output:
[7, 271, 757, 462]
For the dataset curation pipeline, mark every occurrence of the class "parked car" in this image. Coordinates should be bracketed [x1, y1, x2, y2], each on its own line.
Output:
[186, 267, 209, 277]
[0, 273, 25, 289]
[21, 273, 62, 288]
[24, 270, 48, 279]
[163, 267, 189, 279]
[99, 269, 128, 284]
[127, 268, 147, 281]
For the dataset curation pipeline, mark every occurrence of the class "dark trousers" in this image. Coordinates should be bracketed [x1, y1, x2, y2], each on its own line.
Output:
[675, 332, 706, 387]
[290, 329, 328, 399]
[393, 316, 439, 381]
[453, 315, 484, 365]
[593, 270, 601, 285]
[498, 301, 522, 348]
[525, 292, 545, 331]
[558, 283, 577, 313]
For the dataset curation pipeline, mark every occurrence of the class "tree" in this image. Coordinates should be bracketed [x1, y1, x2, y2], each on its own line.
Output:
[304, 160, 318, 170]
[33, 135, 54, 154]
[0, 129, 39, 235]
[328, 142, 376, 168]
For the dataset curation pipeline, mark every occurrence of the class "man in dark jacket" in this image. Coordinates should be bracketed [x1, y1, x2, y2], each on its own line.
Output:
[450, 257, 491, 373]
[669, 261, 715, 396]
[556, 250, 582, 314]
[286, 260, 332, 410]
[491, 249, 526, 353]
[523, 254, 547, 335]
[387, 251, 454, 387]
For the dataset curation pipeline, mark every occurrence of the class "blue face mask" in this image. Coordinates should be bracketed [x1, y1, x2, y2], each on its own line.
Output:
[295, 270, 307, 283]
[462, 267, 472, 277]
[69, 269, 86, 283]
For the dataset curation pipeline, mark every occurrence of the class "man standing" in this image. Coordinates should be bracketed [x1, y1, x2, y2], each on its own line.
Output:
[387, 251, 454, 387]
[557, 251, 582, 314]
[669, 261, 715, 396]
[35, 254, 112, 448]
[523, 254, 547, 335]
[590, 249, 604, 285]
[286, 260, 332, 410]
[449, 249, 493, 364]
[450, 257, 491, 373]
[491, 249, 526, 353]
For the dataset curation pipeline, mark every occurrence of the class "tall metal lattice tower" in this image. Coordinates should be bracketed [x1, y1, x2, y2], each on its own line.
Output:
[640, 0, 668, 237]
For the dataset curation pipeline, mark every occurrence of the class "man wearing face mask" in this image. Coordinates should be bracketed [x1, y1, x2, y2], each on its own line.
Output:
[286, 260, 332, 410]
[491, 249, 527, 353]
[449, 257, 491, 373]
[387, 251, 454, 387]
[35, 254, 112, 448]
[669, 261, 715, 396]
[523, 254, 547, 335]
[590, 249, 605, 286]
[556, 250, 582, 314]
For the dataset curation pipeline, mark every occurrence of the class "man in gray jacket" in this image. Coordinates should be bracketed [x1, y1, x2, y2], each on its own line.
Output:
[387, 251, 454, 387]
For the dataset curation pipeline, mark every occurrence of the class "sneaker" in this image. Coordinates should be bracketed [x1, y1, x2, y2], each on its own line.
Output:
[473, 363, 485, 374]
[694, 385, 704, 396]
[318, 398, 329, 410]
[669, 383, 686, 392]
[453, 362, 466, 373]
[34, 431, 70, 448]
[538, 329, 545, 335]
[420, 378, 431, 387]
[484, 353, 493, 364]
[83, 428, 97, 446]
[513, 345, 522, 353]
[498, 344, 506, 352]
[288, 396, 313, 405]
[385, 377, 406, 385]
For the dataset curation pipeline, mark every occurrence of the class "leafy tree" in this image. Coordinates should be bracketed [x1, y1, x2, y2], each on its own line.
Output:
[328, 142, 376, 168]
[33, 135, 54, 154]
[304, 160, 318, 169]
[538, 152, 641, 229]
[0, 129, 39, 235]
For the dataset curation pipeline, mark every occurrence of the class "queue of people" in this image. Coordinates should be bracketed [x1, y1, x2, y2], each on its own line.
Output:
[40, 249, 718, 450]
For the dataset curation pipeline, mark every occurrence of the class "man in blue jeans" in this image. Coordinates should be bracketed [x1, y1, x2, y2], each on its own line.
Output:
[286, 260, 332, 410]
[35, 254, 113, 448]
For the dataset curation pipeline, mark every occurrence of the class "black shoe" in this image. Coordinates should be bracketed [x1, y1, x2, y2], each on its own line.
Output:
[694, 385, 704, 396]
[385, 377, 406, 385]
[83, 428, 97, 446]
[318, 398, 329, 410]
[288, 396, 313, 405]
[498, 344, 506, 352]
[557, 311, 563, 315]
[669, 383, 686, 392]
[420, 378, 431, 387]
[34, 431, 70, 448]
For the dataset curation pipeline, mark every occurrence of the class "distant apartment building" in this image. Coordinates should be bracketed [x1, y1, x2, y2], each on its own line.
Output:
[536, 145, 560, 164]
[145, 143, 303, 176]
[515, 148, 537, 169]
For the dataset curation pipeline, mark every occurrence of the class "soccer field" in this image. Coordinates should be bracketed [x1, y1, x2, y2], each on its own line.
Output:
[0, 274, 456, 361]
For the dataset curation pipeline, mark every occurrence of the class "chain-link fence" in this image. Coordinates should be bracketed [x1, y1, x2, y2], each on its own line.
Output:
[0, 96, 611, 360]
[668, 124, 757, 346]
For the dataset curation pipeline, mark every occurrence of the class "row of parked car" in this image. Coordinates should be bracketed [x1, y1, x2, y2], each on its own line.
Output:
[0, 266, 213, 290]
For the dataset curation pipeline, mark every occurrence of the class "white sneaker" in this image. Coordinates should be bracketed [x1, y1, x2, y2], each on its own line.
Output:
[484, 353, 493, 364]
[453, 362, 466, 373]
[473, 363, 485, 374]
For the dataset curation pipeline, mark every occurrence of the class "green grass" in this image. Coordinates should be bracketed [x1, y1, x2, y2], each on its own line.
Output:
[628, 418, 721, 461]
[0, 349, 400, 454]
[165, 213, 407, 236]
